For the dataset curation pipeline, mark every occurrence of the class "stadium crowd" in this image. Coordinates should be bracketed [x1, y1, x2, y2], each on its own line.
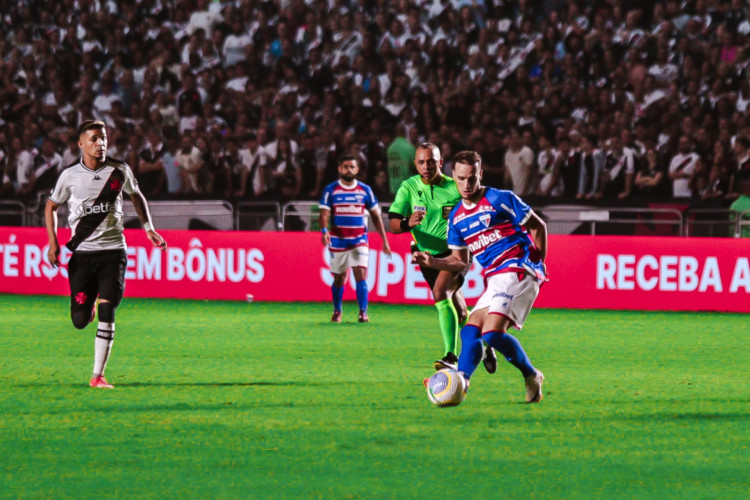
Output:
[1, 0, 750, 208]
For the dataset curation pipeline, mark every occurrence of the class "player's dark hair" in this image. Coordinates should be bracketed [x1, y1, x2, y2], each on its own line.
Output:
[338, 154, 357, 165]
[77, 120, 106, 138]
[736, 136, 750, 150]
[453, 150, 482, 169]
[417, 142, 440, 155]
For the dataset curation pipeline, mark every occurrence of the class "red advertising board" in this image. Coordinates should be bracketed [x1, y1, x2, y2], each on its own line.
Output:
[1, 227, 749, 312]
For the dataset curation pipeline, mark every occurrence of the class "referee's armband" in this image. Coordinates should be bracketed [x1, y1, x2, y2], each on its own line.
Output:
[399, 218, 410, 232]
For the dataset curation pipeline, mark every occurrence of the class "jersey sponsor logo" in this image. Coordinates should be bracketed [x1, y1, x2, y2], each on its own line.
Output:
[336, 205, 364, 214]
[467, 229, 504, 253]
[413, 205, 426, 212]
[492, 291, 514, 300]
[76, 201, 116, 216]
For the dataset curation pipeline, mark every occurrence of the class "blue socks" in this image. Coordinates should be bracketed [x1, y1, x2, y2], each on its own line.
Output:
[356, 280, 368, 312]
[458, 327, 536, 379]
[483, 330, 536, 378]
[332, 284, 344, 312]
[457, 324, 483, 379]
[332, 281, 368, 313]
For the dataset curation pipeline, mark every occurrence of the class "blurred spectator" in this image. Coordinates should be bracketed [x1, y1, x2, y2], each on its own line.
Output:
[729, 174, 750, 237]
[535, 134, 562, 197]
[21, 137, 63, 195]
[634, 148, 669, 198]
[668, 135, 702, 198]
[503, 128, 535, 196]
[176, 133, 204, 195]
[597, 135, 635, 199]
[386, 124, 415, 194]
[578, 134, 606, 200]
[137, 128, 167, 196]
[236, 132, 268, 199]
[161, 133, 183, 196]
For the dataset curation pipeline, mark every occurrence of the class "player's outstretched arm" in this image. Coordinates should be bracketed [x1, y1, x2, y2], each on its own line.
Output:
[414, 248, 469, 273]
[129, 190, 167, 250]
[44, 198, 61, 267]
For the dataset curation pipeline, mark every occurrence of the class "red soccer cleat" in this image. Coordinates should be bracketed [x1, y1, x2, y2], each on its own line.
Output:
[89, 376, 114, 389]
[331, 311, 342, 323]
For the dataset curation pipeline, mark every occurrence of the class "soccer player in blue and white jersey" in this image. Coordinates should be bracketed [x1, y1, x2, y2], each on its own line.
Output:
[319, 155, 392, 323]
[415, 150, 547, 403]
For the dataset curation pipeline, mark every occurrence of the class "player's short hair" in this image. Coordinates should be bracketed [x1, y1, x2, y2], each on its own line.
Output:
[77, 120, 106, 139]
[736, 136, 750, 150]
[453, 150, 482, 169]
[417, 142, 441, 157]
[338, 154, 357, 165]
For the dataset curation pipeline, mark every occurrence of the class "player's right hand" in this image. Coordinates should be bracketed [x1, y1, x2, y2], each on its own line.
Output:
[409, 210, 426, 227]
[321, 233, 331, 246]
[47, 242, 60, 268]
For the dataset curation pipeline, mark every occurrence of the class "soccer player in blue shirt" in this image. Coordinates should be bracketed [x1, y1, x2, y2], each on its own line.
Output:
[415, 150, 547, 403]
[319, 155, 392, 323]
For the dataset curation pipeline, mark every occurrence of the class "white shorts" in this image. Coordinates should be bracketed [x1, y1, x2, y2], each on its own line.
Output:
[330, 246, 369, 275]
[472, 272, 539, 330]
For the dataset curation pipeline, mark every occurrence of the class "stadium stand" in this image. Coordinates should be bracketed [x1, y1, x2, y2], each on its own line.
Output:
[0, 0, 749, 235]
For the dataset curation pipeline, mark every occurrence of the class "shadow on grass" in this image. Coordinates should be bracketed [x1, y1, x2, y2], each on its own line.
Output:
[10, 380, 340, 389]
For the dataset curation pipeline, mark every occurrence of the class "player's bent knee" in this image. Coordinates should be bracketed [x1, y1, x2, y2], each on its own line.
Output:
[71, 310, 91, 330]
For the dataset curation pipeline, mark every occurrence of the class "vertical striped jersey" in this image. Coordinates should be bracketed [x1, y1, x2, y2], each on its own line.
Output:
[319, 180, 379, 251]
[49, 158, 139, 252]
[447, 187, 545, 281]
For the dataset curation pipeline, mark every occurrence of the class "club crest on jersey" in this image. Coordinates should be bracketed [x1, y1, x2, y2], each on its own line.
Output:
[110, 179, 123, 191]
[75, 292, 88, 305]
[479, 213, 491, 227]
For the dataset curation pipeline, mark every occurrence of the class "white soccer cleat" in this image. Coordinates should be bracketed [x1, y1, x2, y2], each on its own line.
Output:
[524, 370, 544, 403]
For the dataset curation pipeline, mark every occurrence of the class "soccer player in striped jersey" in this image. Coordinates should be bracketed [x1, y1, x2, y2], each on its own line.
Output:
[45, 120, 167, 389]
[319, 154, 392, 323]
[415, 150, 547, 403]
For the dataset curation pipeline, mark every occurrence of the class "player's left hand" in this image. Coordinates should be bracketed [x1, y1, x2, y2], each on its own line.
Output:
[382, 241, 392, 257]
[147, 230, 167, 250]
[413, 251, 432, 267]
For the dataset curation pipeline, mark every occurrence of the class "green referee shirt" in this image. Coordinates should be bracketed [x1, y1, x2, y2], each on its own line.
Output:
[389, 174, 461, 255]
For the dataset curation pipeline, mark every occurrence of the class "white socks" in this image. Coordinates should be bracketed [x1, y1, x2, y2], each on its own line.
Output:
[93, 321, 115, 377]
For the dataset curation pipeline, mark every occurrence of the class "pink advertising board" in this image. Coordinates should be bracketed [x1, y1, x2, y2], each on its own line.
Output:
[1, 227, 749, 312]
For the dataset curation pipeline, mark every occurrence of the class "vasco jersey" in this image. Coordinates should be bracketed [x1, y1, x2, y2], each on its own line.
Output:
[388, 174, 460, 255]
[447, 187, 545, 282]
[319, 180, 379, 251]
[49, 158, 139, 252]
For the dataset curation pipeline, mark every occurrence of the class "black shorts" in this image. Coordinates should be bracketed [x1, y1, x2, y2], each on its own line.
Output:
[415, 247, 469, 291]
[68, 249, 128, 313]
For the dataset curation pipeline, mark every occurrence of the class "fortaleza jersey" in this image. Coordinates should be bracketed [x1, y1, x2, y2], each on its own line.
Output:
[319, 180, 380, 251]
[389, 174, 460, 255]
[49, 158, 139, 253]
[447, 187, 545, 282]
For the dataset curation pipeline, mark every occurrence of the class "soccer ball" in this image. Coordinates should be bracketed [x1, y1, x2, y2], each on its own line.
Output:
[426, 369, 467, 407]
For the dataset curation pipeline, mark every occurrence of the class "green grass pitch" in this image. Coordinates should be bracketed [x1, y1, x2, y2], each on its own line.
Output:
[1, 294, 748, 499]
